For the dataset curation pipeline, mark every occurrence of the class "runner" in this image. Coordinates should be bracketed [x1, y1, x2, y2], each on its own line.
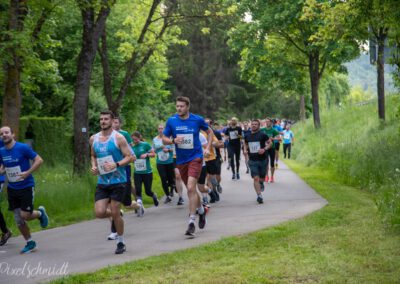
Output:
[242, 121, 252, 174]
[90, 110, 132, 254]
[162, 96, 214, 237]
[205, 119, 224, 195]
[132, 131, 158, 215]
[244, 119, 271, 204]
[273, 119, 283, 168]
[153, 124, 175, 204]
[224, 117, 242, 180]
[197, 132, 213, 205]
[0, 126, 48, 254]
[261, 118, 280, 183]
[282, 125, 294, 159]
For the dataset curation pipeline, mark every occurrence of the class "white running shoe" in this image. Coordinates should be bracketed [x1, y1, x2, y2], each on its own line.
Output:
[107, 232, 118, 240]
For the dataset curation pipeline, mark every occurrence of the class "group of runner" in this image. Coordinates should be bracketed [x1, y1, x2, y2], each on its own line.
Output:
[0, 96, 294, 255]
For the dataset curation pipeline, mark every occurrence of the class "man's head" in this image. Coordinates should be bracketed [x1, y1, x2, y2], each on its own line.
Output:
[0, 126, 14, 145]
[285, 124, 291, 130]
[231, 117, 238, 127]
[251, 119, 261, 132]
[100, 110, 115, 131]
[176, 96, 190, 117]
[243, 121, 249, 129]
[265, 118, 273, 128]
[112, 117, 122, 131]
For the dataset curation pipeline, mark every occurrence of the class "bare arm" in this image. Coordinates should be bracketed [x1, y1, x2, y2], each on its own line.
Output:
[116, 134, 133, 167]
[90, 135, 99, 175]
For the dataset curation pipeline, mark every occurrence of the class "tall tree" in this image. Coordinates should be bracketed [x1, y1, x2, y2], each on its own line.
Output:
[73, 0, 113, 174]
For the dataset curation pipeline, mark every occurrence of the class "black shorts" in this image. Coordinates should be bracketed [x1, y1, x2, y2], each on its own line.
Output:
[275, 143, 280, 151]
[198, 166, 207, 185]
[95, 183, 125, 203]
[122, 166, 132, 206]
[8, 187, 34, 213]
[215, 158, 222, 175]
[205, 159, 218, 175]
[173, 158, 177, 168]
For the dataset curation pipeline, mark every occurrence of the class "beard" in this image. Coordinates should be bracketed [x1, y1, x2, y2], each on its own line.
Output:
[101, 124, 112, 131]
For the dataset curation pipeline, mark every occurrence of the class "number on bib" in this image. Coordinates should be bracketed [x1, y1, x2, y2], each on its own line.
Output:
[134, 159, 147, 171]
[97, 156, 116, 175]
[158, 151, 170, 162]
[5, 166, 22, 182]
[248, 142, 261, 154]
[229, 131, 238, 140]
[177, 134, 194, 149]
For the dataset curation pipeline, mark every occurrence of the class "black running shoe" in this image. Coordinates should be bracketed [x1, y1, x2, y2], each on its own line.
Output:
[236, 173, 240, 180]
[214, 190, 220, 202]
[185, 223, 195, 236]
[232, 174, 236, 180]
[198, 207, 207, 229]
[153, 194, 159, 207]
[115, 242, 126, 254]
[0, 230, 12, 246]
[246, 168, 249, 174]
[209, 191, 216, 203]
[257, 196, 264, 204]
[177, 197, 184, 205]
[164, 196, 172, 204]
[217, 184, 222, 194]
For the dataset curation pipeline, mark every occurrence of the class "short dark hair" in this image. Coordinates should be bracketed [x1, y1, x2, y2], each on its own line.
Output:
[100, 110, 115, 119]
[176, 96, 190, 106]
[114, 116, 122, 123]
[251, 119, 261, 126]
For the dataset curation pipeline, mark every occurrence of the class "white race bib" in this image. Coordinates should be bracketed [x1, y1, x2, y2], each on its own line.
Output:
[5, 166, 22, 182]
[97, 156, 116, 175]
[229, 131, 239, 140]
[248, 142, 261, 154]
[134, 159, 147, 171]
[177, 134, 194, 149]
[283, 132, 291, 140]
[157, 150, 170, 162]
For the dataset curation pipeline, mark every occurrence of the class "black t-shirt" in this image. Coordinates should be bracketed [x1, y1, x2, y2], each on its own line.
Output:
[213, 128, 222, 159]
[224, 126, 242, 147]
[245, 130, 269, 161]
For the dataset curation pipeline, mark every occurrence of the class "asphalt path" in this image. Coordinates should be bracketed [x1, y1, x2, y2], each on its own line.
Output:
[0, 159, 327, 283]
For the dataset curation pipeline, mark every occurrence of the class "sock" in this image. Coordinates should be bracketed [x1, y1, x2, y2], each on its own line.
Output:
[198, 206, 205, 215]
[37, 211, 42, 218]
[116, 235, 124, 244]
[258, 194, 262, 198]
[137, 199, 142, 204]
[27, 238, 33, 242]
[189, 214, 196, 224]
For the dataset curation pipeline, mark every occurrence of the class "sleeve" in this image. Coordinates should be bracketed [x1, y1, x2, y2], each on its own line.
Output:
[126, 133, 133, 145]
[163, 118, 173, 137]
[238, 127, 242, 136]
[200, 133, 208, 146]
[146, 143, 152, 152]
[224, 128, 229, 136]
[198, 116, 209, 131]
[23, 144, 38, 160]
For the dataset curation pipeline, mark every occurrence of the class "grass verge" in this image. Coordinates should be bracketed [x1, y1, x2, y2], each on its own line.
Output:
[53, 160, 400, 283]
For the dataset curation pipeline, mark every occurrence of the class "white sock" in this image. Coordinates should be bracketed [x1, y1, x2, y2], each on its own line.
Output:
[117, 235, 124, 244]
[197, 206, 205, 215]
[27, 238, 33, 242]
[189, 214, 196, 224]
[137, 199, 142, 204]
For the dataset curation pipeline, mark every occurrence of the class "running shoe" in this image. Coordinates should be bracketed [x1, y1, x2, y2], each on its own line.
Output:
[107, 232, 118, 240]
[214, 190, 220, 202]
[257, 196, 264, 204]
[202, 196, 209, 205]
[115, 242, 126, 254]
[259, 182, 265, 192]
[38, 206, 49, 228]
[236, 173, 240, 180]
[198, 207, 207, 229]
[153, 194, 159, 207]
[177, 197, 184, 205]
[137, 203, 145, 217]
[217, 184, 222, 194]
[185, 223, 195, 236]
[20, 240, 36, 254]
[0, 230, 12, 246]
[270, 176, 275, 183]
[209, 190, 216, 203]
[265, 176, 269, 183]
[246, 168, 250, 174]
[164, 196, 172, 204]
[232, 174, 236, 180]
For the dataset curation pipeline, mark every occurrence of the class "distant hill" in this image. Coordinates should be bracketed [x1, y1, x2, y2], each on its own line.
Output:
[345, 53, 397, 93]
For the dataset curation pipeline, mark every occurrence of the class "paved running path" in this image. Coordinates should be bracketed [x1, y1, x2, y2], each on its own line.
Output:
[0, 160, 327, 283]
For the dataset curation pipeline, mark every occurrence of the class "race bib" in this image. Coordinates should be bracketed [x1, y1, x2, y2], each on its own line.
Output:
[248, 142, 261, 154]
[158, 150, 170, 162]
[177, 134, 194, 149]
[97, 156, 116, 175]
[134, 159, 147, 171]
[5, 166, 22, 182]
[229, 131, 239, 140]
[283, 132, 291, 140]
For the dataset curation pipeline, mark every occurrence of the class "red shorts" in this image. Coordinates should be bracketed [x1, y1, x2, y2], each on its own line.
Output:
[176, 158, 203, 186]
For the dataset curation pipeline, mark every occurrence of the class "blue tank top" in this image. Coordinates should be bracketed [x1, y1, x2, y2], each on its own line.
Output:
[93, 131, 127, 185]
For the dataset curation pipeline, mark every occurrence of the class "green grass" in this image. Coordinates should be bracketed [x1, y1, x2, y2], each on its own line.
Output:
[0, 159, 165, 235]
[292, 95, 400, 230]
[52, 160, 400, 283]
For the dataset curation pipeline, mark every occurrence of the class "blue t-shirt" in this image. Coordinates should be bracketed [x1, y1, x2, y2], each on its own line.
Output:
[273, 125, 283, 144]
[243, 129, 252, 139]
[0, 141, 4, 183]
[163, 113, 209, 165]
[282, 130, 294, 144]
[0, 142, 37, 190]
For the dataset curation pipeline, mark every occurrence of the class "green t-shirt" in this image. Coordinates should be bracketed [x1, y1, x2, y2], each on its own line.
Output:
[132, 142, 152, 174]
[119, 129, 133, 146]
[261, 127, 279, 149]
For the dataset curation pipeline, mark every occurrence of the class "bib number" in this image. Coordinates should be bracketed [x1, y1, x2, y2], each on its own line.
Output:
[97, 156, 116, 175]
[5, 166, 22, 182]
[157, 151, 170, 162]
[134, 159, 147, 171]
[177, 134, 194, 149]
[248, 142, 261, 154]
[284, 133, 291, 140]
[229, 131, 238, 140]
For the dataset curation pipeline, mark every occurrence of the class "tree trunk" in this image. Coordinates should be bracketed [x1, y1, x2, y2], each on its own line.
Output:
[309, 52, 321, 128]
[2, 0, 28, 139]
[73, 5, 111, 175]
[299, 95, 306, 121]
[376, 28, 387, 121]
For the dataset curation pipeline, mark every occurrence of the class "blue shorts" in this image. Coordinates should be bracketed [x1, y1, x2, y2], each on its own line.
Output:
[248, 159, 267, 179]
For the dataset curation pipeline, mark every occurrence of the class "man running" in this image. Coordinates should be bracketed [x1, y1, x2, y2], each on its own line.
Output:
[273, 119, 283, 168]
[261, 118, 280, 183]
[0, 138, 12, 246]
[205, 119, 224, 195]
[224, 117, 242, 180]
[162, 96, 214, 237]
[0, 126, 48, 254]
[282, 125, 295, 159]
[90, 110, 132, 254]
[242, 121, 252, 174]
[244, 120, 271, 204]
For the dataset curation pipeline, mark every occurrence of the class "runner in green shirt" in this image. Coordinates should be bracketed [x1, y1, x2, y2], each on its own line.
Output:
[260, 118, 280, 183]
